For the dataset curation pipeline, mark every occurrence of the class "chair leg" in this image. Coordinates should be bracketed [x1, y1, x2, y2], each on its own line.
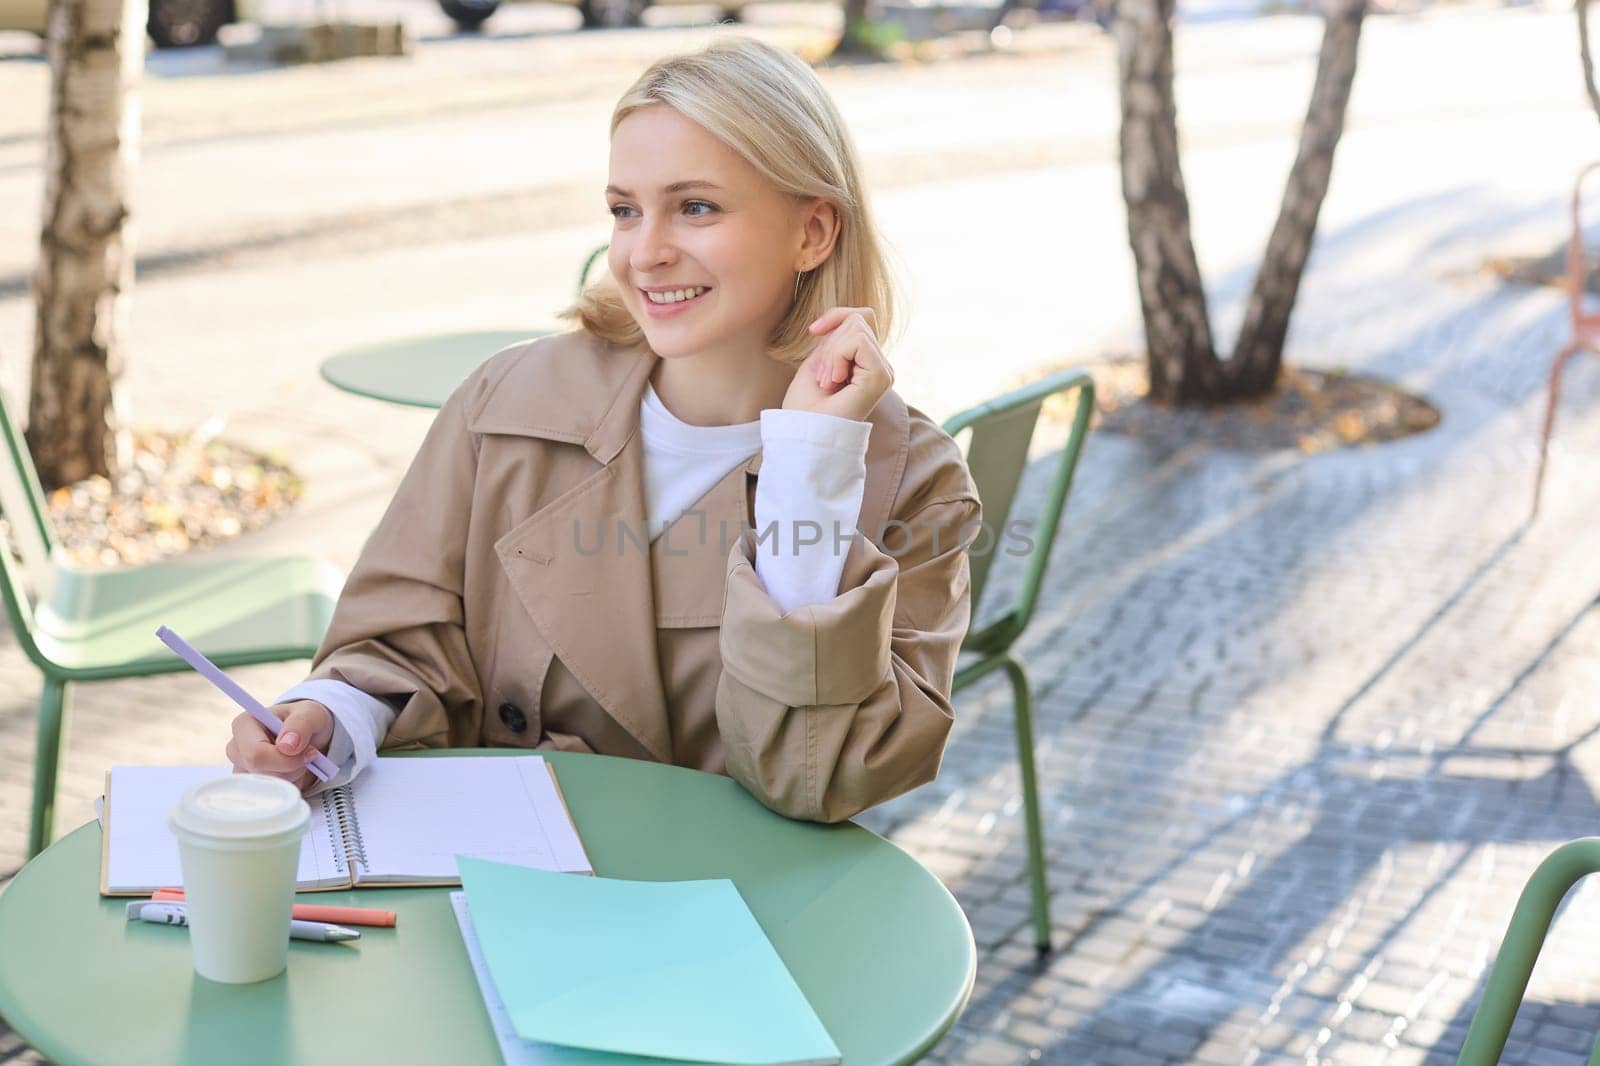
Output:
[1002, 655, 1052, 952]
[27, 679, 70, 860]
[1532, 341, 1587, 519]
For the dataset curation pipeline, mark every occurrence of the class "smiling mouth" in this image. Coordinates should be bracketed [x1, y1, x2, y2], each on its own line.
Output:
[641, 286, 712, 306]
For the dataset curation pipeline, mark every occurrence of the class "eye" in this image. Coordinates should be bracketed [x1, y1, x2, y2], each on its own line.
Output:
[607, 200, 717, 221]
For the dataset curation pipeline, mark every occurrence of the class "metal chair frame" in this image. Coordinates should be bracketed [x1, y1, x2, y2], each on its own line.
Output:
[943, 368, 1095, 951]
[1532, 161, 1600, 516]
[1457, 838, 1600, 1065]
[0, 390, 342, 858]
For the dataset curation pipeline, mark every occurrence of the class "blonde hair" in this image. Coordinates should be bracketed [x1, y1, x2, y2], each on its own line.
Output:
[558, 35, 905, 367]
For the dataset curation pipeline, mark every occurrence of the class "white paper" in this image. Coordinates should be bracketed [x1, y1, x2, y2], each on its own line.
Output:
[100, 757, 586, 893]
[351, 757, 591, 882]
[103, 765, 346, 893]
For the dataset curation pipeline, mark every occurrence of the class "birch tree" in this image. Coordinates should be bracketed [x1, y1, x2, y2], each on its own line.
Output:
[1116, 0, 1367, 404]
[1580, 0, 1600, 126]
[29, 0, 146, 489]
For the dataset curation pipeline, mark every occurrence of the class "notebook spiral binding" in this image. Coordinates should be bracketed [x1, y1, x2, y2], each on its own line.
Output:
[321, 785, 370, 873]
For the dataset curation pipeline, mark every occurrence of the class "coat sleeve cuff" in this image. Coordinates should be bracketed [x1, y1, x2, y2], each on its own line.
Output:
[275, 679, 396, 795]
[720, 531, 897, 708]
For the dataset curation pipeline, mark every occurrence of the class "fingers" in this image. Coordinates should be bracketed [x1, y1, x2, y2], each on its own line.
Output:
[832, 351, 854, 386]
[275, 702, 332, 758]
[810, 308, 881, 391]
[815, 349, 851, 389]
[852, 334, 890, 383]
[813, 347, 856, 391]
[808, 305, 877, 335]
[227, 707, 321, 782]
[227, 713, 316, 787]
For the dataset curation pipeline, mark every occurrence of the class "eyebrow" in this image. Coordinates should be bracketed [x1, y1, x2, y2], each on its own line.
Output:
[604, 180, 725, 198]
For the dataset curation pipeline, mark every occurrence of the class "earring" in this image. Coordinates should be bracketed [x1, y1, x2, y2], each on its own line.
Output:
[793, 261, 812, 303]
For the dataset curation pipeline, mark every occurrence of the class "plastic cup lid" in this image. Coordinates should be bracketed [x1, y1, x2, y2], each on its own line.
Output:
[169, 774, 310, 842]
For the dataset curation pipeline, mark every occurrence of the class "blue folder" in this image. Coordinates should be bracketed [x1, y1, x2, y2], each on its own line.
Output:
[457, 856, 841, 1065]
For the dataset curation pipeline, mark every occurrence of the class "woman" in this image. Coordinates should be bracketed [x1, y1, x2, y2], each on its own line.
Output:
[224, 35, 982, 824]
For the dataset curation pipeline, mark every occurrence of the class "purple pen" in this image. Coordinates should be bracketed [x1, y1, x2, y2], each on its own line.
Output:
[155, 625, 338, 782]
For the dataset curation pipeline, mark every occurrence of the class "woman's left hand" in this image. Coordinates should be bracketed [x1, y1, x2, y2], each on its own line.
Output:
[782, 306, 895, 423]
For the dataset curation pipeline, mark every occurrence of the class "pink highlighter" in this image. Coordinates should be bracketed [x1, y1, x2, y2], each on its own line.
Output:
[155, 625, 339, 782]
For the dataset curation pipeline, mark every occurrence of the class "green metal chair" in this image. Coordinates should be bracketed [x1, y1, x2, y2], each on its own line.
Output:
[0, 392, 344, 859]
[1457, 838, 1600, 1065]
[942, 368, 1096, 953]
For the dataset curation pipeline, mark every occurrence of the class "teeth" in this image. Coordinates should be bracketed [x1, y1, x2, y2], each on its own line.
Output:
[647, 287, 708, 304]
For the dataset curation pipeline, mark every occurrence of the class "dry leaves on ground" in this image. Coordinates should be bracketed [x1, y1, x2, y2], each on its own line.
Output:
[1027, 358, 1439, 454]
[1484, 249, 1600, 296]
[35, 429, 303, 570]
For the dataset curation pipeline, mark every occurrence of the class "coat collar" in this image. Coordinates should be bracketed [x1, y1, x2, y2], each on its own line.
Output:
[463, 330, 910, 514]
[476, 331, 910, 761]
[467, 331, 656, 466]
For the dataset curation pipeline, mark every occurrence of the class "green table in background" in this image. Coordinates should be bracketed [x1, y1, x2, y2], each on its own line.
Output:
[320, 330, 553, 409]
[0, 750, 975, 1065]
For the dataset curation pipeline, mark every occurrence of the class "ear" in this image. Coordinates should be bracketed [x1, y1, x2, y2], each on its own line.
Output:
[795, 198, 842, 271]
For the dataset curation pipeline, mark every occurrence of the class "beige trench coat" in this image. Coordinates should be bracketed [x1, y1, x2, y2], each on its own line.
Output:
[306, 330, 981, 823]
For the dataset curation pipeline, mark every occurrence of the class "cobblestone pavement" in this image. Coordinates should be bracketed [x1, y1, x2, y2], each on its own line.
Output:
[4, 5, 1600, 1065]
[851, 245, 1600, 1060]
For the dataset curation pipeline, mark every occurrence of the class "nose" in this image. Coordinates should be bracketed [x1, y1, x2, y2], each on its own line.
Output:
[627, 214, 678, 277]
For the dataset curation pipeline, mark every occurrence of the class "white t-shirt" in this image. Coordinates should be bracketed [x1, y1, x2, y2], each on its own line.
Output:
[280, 386, 873, 793]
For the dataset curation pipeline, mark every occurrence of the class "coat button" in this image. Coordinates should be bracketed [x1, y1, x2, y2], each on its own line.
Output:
[498, 702, 527, 733]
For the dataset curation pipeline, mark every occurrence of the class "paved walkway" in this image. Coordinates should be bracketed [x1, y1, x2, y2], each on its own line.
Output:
[4, 5, 1600, 1063]
[867, 245, 1600, 1063]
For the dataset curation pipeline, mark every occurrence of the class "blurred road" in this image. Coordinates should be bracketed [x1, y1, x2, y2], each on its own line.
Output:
[0, 3, 1582, 430]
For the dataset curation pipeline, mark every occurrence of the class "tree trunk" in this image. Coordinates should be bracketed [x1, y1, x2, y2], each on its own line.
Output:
[1581, 0, 1600, 128]
[1115, 0, 1223, 406]
[832, 0, 878, 58]
[28, 0, 145, 491]
[1227, 0, 1366, 396]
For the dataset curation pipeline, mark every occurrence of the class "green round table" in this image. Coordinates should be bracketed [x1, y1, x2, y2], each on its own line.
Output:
[320, 330, 553, 409]
[0, 750, 975, 1065]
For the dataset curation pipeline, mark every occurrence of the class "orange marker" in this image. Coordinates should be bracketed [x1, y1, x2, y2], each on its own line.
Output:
[152, 888, 397, 928]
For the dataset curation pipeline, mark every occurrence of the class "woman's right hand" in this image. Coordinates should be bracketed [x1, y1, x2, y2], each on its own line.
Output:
[225, 701, 336, 795]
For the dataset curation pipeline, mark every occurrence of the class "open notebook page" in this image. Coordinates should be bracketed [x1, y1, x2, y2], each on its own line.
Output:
[104, 765, 348, 894]
[349, 756, 591, 883]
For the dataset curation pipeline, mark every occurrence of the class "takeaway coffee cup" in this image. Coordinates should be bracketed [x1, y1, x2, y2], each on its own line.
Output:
[168, 774, 310, 983]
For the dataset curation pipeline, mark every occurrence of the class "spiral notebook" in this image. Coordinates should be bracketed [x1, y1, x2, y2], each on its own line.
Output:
[99, 756, 593, 897]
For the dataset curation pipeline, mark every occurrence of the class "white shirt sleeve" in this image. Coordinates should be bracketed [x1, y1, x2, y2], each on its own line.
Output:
[752, 409, 873, 614]
[274, 679, 397, 796]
